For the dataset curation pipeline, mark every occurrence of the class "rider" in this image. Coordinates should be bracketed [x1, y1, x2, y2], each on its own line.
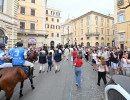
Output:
[0, 43, 12, 69]
[11, 42, 35, 79]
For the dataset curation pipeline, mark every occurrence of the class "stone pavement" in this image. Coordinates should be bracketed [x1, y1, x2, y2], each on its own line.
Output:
[71, 59, 110, 100]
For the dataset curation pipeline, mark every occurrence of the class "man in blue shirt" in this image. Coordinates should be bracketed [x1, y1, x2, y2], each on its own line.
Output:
[0, 43, 12, 68]
[12, 42, 34, 79]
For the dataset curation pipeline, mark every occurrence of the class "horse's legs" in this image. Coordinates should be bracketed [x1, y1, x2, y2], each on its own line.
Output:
[19, 81, 24, 97]
[30, 79, 35, 90]
[5, 89, 14, 100]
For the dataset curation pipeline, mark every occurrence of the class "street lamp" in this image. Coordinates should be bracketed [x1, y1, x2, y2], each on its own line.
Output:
[68, 25, 69, 45]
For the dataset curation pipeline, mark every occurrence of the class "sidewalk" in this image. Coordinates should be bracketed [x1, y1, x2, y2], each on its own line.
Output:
[71, 59, 110, 100]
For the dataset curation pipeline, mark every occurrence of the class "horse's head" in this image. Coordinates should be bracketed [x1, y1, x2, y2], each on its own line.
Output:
[28, 50, 38, 62]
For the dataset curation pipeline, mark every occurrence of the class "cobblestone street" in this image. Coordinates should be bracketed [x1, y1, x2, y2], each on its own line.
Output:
[71, 59, 110, 100]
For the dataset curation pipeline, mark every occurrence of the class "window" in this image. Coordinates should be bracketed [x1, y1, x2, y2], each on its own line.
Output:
[51, 33, 54, 37]
[51, 11, 55, 15]
[46, 10, 48, 14]
[31, 0, 35, 3]
[101, 29, 104, 34]
[120, 34, 124, 41]
[118, 14, 125, 22]
[56, 25, 60, 29]
[45, 24, 49, 28]
[46, 17, 48, 21]
[81, 23, 83, 28]
[101, 22, 103, 26]
[56, 12, 60, 16]
[107, 43, 110, 47]
[20, 7, 25, 15]
[57, 19, 59, 22]
[113, 30, 115, 35]
[51, 25, 55, 29]
[107, 38, 109, 41]
[107, 24, 109, 28]
[87, 37, 89, 40]
[96, 28, 98, 34]
[107, 29, 109, 35]
[107, 18, 109, 23]
[101, 37, 104, 40]
[95, 16, 98, 20]
[87, 28, 89, 34]
[96, 37, 99, 40]
[81, 18, 83, 23]
[20, 22, 25, 29]
[0, 0, 4, 12]
[81, 38, 83, 40]
[51, 18, 54, 22]
[31, 9, 35, 16]
[101, 17, 104, 22]
[81, 29, 83, 35]
[87, 16, 90, 25]
[96, 20, 98, 26]
[30, 23, 35, 30]
[57, 33, 59, 37]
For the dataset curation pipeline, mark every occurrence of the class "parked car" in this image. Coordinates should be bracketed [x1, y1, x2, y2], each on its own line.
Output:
[105, 75, 130, 100]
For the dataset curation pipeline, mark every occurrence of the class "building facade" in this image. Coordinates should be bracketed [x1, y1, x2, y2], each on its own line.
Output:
[45, 6, 61, 47]
[17, 0, 48, 48]
[72, 11, 114, 47]
[61, 19, 73, 45]
[115, 0, 130, 50]
[0, 0, 18, 48]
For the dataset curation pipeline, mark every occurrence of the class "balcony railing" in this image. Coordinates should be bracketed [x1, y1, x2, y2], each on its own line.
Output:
[17, 28, 48, 36]
[118, 0, 124, 6]
[86, 32, 100, 36]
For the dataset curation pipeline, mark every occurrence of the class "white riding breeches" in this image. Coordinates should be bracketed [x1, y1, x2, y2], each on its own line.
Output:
[23, 61, 34, 68]
[0, 63, 13, 69]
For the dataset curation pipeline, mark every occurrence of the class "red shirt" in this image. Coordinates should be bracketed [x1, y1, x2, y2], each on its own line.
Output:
[74, 59, 83, 67]
[72, 51, 77, 57]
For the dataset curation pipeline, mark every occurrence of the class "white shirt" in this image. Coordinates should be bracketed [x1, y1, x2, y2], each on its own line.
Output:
[98, 50, 102, 57]
[92, 53, 97, 60]
[64, 48, 69, 55]
[69, 48, 73, 55]
[104, 51, 109, 61]
[122, 58, 127, 67]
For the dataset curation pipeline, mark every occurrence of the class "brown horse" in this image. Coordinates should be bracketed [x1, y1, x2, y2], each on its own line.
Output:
[0, 51, 38, 100]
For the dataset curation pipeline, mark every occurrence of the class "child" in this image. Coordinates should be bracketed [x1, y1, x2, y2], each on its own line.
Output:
[96, 57, 107, 86]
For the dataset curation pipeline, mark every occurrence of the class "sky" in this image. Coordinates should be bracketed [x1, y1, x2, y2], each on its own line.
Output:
[47, 0, 114, 23]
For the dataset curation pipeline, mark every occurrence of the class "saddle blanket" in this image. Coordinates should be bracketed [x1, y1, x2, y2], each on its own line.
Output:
[20, 67, 29, 75]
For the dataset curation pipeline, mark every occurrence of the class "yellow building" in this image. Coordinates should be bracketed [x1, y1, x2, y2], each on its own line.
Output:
[72, 11, 114, 47]
[17, 0, 48, 48]
[45, 6, 61, 47]
[115, 0, 130, 50]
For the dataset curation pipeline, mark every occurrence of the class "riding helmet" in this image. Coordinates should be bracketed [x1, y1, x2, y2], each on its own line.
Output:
[16, 42, 23, 47]
[0, 43, 6, 47]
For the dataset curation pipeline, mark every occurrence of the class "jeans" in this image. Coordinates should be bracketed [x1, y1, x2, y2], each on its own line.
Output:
[75, 67, 82, 88]
[98, 71, 107, 85]
[48, 62, 52, 71]
[73, 57, 76, 64]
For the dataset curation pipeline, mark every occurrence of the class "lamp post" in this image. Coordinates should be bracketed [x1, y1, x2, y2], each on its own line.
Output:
[68, 25, 69, 45]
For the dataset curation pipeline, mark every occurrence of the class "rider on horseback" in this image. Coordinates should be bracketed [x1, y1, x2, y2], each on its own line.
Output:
[0, 43, 13, 69]
[11, 42, 35, 79]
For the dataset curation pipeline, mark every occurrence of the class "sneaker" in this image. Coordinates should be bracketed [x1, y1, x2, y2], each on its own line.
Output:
[39, 70, 41, 73]
[76, 83, 78, 86]
[55, 70, 57, 73]
[97, 83, 100, 86]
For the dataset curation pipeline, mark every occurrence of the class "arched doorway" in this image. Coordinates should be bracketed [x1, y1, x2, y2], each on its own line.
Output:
[87, 42, 90, 47]
[95, 42, 99, 46]
[0, 29, 5, 43]
[28, 38, 36, 48]
[50, 41, 54, 48]
[81, 42, 84, 46]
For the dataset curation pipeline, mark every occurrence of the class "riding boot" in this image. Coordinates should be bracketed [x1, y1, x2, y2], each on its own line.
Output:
[0, 74, 2, 78]
[29, 67, 35, 79]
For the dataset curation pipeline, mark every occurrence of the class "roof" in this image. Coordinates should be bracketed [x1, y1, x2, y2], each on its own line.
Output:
[46, 6, 61, 12]
[112, 75, 130, 94]
[72, 11, 114, 21]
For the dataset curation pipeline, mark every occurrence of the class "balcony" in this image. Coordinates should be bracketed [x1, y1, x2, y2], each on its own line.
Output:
[86, 32, 100, 36]
[17, 28, 48, 37]
[118, 0, 124, 6]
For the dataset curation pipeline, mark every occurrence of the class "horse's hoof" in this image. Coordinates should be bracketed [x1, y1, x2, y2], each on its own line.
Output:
[32, 86, 35, 90]
[19, 94, 23, 98]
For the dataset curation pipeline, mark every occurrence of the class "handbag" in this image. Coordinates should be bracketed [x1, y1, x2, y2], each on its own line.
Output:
[105, 66, 109, 72]
[51, 62, 54, 67]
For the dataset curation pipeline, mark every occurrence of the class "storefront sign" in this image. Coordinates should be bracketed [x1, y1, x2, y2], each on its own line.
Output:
[28, 38, 36, 44]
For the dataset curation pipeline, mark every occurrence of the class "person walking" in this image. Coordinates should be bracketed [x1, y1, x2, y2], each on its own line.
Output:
[85, 48, 89, 61]
[54, 50, 62, 73]
[73, 55, 83, 88]
[39, 50, 47, 73]
[72, 48, 77, 64]
[47, 52, 52, 72]
[64, 46, 69, 61]
[96, 57, 107, 86]
[92, 50, 97, 71]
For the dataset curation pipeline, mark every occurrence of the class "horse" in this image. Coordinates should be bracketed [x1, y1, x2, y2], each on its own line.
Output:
[0, 51, 38, 100]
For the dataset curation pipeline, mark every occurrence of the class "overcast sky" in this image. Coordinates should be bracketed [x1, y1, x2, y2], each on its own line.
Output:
[47, 0, 114, 23]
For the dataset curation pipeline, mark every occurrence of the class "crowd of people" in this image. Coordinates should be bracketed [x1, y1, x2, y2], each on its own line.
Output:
[0, 42, 130, 89]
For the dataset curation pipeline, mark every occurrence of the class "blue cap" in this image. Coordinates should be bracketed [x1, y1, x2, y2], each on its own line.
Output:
[0, 43, 5, 47]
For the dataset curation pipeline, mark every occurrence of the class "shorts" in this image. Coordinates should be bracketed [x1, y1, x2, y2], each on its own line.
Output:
[92, 59, 96, 64]
[106, 60, 109, 67]
[118, 60, 121, 67]
[112, 62, 118, 69]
